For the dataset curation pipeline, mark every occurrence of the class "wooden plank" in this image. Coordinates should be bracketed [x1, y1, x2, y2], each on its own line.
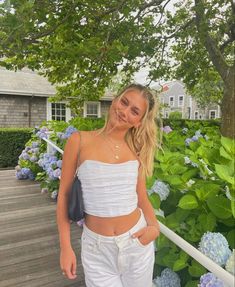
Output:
[0, 170, 86, 287]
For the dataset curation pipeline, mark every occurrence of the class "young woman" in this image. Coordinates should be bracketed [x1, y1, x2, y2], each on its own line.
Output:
[57, 83, 160, 287]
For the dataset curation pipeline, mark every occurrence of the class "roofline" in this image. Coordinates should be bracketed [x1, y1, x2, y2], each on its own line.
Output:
[0, 89, 54, 97]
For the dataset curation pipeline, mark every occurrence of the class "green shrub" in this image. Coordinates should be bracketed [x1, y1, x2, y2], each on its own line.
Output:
[0, 128, 33, 168]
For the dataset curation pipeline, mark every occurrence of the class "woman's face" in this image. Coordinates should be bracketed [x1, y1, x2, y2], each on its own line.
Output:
[108, 89, 148, 129]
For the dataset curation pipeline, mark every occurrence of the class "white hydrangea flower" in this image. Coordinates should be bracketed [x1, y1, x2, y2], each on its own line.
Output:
[186, 179, 195, 187]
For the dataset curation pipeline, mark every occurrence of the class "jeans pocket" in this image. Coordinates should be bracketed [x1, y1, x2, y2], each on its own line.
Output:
[134, 237, 150, 248]
[81, 234, 100, 254]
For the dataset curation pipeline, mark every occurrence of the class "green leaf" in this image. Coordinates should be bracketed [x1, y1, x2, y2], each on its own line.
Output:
[231, 200, 235, 218]
[221, 136, 235, 156]
[220, 146, 232, 160]
[182, 169, 198, 182]
[173, 259, 188, 271]
[207, 195, 232, 219]
[215, 164, 234, 185]
[165, 175, 183, 186]
[178, 195, 198, 210]
[198, 213, 216, 232]
[185, 281, 200, 287]
[226, 229, 235, 249]
[195, 183, 220, 201]
[188, 260, 207, 277]
[149, 193, 160, 209]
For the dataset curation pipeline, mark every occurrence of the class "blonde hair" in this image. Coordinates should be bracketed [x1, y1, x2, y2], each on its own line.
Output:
[99, 83, 161, 179]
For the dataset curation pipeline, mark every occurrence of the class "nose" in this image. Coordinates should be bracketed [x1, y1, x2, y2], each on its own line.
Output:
[117, 109, 127, 121]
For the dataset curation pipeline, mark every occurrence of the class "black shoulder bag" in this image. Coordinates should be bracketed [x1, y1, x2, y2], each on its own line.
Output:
[68, 132, 84, 222]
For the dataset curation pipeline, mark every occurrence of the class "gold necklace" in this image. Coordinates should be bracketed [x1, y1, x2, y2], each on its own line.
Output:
[102, 133, 124, 160]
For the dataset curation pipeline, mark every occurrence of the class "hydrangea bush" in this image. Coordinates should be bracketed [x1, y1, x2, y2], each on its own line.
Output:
[147, 123, 235, 286]
[16, 118, 104, 200]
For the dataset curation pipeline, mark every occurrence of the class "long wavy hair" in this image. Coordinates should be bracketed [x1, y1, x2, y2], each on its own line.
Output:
[99, 83, 161, 179]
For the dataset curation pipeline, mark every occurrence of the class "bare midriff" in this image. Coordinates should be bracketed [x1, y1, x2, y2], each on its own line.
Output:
[84, 208, 141, 236]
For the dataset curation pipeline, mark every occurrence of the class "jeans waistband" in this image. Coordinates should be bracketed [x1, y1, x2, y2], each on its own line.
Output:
[83, 208, 146, 242]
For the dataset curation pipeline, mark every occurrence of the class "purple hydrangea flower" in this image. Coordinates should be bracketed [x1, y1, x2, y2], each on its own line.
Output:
[41, 188, 49, 194]
[199, 232, 232, 266]
[161, 126, 172, 134]
[199, 272, 225, 287]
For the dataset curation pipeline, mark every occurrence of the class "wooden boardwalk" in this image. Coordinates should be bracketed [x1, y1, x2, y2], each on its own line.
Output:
[0, 169, 86, 287]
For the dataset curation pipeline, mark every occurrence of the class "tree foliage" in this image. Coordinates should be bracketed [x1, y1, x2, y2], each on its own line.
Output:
[0, 0, 234, 136]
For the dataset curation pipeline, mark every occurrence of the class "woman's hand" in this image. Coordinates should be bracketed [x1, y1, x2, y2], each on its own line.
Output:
[60, 247, 77, 280]
[132, 224, 160, 246]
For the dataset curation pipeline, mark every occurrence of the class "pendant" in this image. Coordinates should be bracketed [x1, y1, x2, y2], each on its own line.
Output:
[115, 155, 119, 159]
[115, 145, 119, 149]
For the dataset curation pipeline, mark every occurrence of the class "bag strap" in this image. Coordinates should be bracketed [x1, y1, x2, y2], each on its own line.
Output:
[75, 131, 82, 176]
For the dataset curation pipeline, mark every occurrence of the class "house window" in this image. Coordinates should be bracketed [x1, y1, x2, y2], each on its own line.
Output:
[165, 111, 169, 118]
[209, 110, 216, 119]
[51, 103, 66, 121]
[84, 102, 101, 118]
[47, 100, 71, 122]
[169, 96, 174, 107]
[195, 111, 199, 119]
[178, 95, 184, 106]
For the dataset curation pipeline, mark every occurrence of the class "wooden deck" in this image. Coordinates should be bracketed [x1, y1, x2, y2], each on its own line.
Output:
[0, 169, 86, 287]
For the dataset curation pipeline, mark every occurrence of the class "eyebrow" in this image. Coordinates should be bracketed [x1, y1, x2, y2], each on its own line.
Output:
[122, 96, 141, 112]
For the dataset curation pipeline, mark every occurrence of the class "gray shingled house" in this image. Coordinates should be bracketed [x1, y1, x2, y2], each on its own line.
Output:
[0, 67, 113, 128]
[157, 80, 221, 120]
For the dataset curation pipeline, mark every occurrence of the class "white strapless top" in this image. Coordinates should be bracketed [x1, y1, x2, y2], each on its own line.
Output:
[77, 159, 139, 217]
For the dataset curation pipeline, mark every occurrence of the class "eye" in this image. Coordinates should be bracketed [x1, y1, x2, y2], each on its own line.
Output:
[132, 109, 139, 115]
[120, 98, 128, 106]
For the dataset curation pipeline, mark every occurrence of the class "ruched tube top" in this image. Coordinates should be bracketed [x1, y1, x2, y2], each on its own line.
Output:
[77, 159, 139, 217]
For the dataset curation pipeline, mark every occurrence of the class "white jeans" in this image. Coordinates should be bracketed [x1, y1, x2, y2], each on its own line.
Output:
[81, 209, 155, 287]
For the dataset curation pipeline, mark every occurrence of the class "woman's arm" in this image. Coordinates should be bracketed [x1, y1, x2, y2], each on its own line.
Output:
[132, 167, 160, 244]
[56, 131, 80, 279]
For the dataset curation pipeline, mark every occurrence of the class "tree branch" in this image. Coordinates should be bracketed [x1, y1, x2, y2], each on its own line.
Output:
[194, 0, 229, 82]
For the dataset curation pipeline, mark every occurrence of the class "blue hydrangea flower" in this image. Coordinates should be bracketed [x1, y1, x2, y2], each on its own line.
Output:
[53, 168, 61, 179]
[30, 155, 38, 162]
[225, 249, 235, 275]
[182, 127, 188, 134]
[32, 141, 39, 148]
[150, 180, 170, 201]
[60, 126, 77, 139]
[199, 232, 232, 266]
[56, 160, 62, 168]
[199, 272, 225, 287]
[36, 126, 49, 139]
[16, 167, 34, 180]
[153, 268, 181, 287]
[185, 138, 193, 146]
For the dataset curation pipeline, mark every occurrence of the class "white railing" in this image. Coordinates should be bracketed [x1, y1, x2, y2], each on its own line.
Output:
[43, 137, 235, 287]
